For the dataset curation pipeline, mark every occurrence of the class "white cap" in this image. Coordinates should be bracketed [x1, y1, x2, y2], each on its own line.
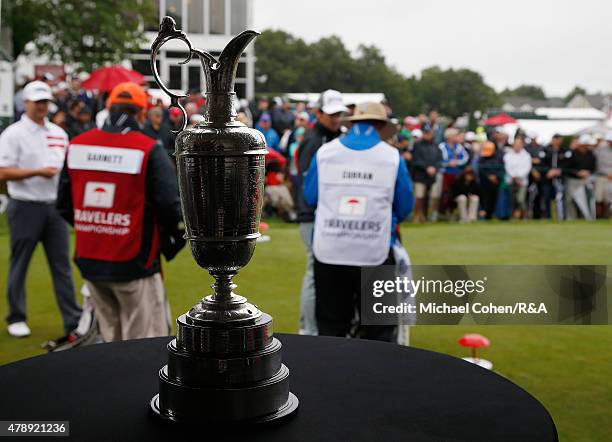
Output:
[411, 129, 423, 139]
[297, 111, 310, 121]
[578, 134, 596, 146]
[605, 131, 612, 142]
[23, 80, 54, 102]
[189, 114, 205, 124]
[404, 116, 418, 126]
[465, 131, 476, 142]
[317, 89, 348, 115]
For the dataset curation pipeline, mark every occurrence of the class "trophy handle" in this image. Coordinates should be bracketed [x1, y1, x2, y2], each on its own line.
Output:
[150, 16, 217, 133]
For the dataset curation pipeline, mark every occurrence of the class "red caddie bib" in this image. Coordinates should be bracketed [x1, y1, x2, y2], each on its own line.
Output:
[67, 129, 156, 262]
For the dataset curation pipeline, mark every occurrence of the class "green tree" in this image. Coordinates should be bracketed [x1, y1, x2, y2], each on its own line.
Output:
[352, 44, 422, 115]
[419, 67, 499, 117]
[255, 29, 499, 117]
[500, 84, 547, 100]
[308, 36, 356, 92]
[255, 32, 361, 94]
[5, 0, 155, 72]
[255, 31, 425, 115]
[254, 29, 312, 92]
[564, 85, 587, 103]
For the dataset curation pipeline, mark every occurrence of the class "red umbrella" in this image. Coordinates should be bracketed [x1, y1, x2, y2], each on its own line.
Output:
[484, 113, 516, 126]
[82, 65, 145, 92]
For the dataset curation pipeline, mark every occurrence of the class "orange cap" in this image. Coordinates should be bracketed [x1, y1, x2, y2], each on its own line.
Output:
[108, 82, 147, 109]
[480, 141, 496, 157]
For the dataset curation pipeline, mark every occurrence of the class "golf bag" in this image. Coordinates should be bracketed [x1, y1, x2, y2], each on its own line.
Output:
[393, 239, 414, 347]
[0, 194, 8, 214]
[42, 285, 100, 352]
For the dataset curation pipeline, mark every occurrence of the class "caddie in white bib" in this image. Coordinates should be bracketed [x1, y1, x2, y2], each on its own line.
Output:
[303, 102, 414, 342]
[312, 137, 399, 266]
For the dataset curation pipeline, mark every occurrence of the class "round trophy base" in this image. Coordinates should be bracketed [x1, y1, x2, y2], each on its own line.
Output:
[149, 392, 299, 426]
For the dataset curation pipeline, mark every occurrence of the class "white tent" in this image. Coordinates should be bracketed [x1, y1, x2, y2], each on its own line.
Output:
[501, 120, 600, 145]
[284, 92, 386, 106]
[518, 119, 599, 144]
[534, 107, 606, 120]
[148, 88, 181, 107]
[497, 106, 609, 143]
[576, 119, 612, 136]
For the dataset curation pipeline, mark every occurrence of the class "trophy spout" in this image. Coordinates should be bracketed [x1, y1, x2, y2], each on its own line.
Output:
[210, 30, 260, 94]
[150, 17, 258, 126]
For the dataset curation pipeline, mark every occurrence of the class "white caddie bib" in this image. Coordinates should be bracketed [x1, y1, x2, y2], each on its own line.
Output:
[68, 145, 145, 174]
[312, 138, 400, 266]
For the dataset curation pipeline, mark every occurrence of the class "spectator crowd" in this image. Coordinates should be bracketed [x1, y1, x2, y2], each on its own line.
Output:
[2, 74, 611, 345]
[7, 75, 612, 224]
[247, 94, 610, 224]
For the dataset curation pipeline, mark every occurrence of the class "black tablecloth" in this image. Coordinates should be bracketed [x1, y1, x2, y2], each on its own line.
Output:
[0, 334, 557, 442]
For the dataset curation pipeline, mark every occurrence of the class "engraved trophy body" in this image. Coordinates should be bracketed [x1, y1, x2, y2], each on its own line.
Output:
[149, 17, 298, 424]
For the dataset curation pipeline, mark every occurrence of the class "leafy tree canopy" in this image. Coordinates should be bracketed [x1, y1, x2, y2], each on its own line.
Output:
[500, 84, 547, 100]
[5, 0, 155, 72]
[564, 85, 588, 103]
[255, 29, 499, 116]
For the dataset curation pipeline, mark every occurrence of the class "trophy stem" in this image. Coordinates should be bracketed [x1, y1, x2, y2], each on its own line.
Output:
[186, 271, 262, 324]
[211, 273, 237, 304]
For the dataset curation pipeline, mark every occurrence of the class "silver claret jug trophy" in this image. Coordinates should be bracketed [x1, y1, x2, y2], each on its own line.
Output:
[149, 16, 298, 424]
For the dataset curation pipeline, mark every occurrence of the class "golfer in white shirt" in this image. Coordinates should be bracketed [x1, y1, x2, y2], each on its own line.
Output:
[0, 81, 81, 337]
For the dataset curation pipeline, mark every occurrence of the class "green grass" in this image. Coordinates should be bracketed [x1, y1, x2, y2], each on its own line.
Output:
[0, 217, 611, 441]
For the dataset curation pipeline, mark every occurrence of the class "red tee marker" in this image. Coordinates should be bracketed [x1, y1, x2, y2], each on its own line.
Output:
[458, 333, 492, 370]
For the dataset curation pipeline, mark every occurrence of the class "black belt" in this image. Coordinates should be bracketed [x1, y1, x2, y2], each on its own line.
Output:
[9, 197, 56, 205]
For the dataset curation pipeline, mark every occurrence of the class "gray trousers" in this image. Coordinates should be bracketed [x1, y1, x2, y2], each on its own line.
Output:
[298, 222, 318, 335]
[565, 177, 589, 220]
[6, 199, 81, 332]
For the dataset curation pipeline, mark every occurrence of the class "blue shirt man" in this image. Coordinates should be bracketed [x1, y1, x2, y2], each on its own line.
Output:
[439, 129, 469, 176]
[256, 113, 280, 152]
